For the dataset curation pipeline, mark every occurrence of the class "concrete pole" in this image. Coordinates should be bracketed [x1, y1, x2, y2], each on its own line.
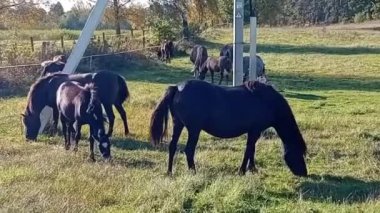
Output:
[38, 0, 108, 134]
[233, 0, 244, 86]
[249, 0, 257, 81]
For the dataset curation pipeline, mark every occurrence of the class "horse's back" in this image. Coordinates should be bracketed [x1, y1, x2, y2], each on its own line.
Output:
[173, 80, 276, 137]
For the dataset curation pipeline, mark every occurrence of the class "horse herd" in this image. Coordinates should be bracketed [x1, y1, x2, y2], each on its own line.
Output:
[21, 42, 308, 177]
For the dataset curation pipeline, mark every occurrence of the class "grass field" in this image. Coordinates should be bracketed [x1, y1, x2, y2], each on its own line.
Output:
[0, 26, 380, 212]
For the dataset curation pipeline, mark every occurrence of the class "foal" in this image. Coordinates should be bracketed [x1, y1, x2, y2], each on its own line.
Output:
[56, 81, 111, 161]
[199, 56, 231, 85]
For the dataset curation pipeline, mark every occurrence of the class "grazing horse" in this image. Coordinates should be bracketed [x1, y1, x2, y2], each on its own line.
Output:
[190, 45, 208, 78]
[56, 81, 111, 160]
[22, 71, 130, 141]
[40, 55, 67, 77]
[243, 55, 266, 82]
[220, 44, 266, 82]
[199, 56, 232, 85]
[150, 80, 307, 176]
[160, 40, 174, 63]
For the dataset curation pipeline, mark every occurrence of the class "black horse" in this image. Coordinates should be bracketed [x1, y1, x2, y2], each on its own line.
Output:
[220, 44, 233, 62]
[199, 56, 231, 85]
[160, 40, 174, 63]
[22, 71, 130, 141]
[40, 55, 67, 77]
[57, 81, 111, 160]
[150, 80, 307, 176]
[190, 45, 208, 78]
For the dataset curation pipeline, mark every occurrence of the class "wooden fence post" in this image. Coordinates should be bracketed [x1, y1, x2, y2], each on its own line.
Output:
[102, 32, 106, 45]
[142, 29, 146, 48]
[61, 36, 64, 50]
[30, 37, 34, 52]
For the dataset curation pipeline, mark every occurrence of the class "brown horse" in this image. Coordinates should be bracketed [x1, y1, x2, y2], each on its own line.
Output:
[199, 56, 232, 85]
[56, 81, 111, 160]
[160, 40, 174, 63]
[190, 45, 208, 78]
[40, 55, 67, 77]
[22, 71, 130, 141]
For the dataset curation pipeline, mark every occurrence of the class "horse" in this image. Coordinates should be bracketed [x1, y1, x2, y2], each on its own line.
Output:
[160, 40, 174, 63]
[190, 45, 208, 78]
[150, 80, 307, 177]
[242, 55, 266, 82]
[199, 56, 232, 85]
[220, 44, 266, 82]
[220, 44, 233, 62]
[56, 81, 111, 161]
[40, 55, 67, 77]
[22, 71, 130, 141]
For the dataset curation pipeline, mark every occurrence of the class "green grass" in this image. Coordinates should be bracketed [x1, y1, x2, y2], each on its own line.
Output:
[1, 26, 380, 212]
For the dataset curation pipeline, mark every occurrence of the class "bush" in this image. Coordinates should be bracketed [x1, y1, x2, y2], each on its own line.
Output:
[150, 20, 177, 43]
[354, 12, 367, 23]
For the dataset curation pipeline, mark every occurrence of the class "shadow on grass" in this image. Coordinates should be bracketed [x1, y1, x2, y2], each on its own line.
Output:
[271, 72, 380, 92]
[112, 137, 185, 153]
[284, 91, 327, 100]
[196, 38, 380, 55]
[298, 174, 380, 203]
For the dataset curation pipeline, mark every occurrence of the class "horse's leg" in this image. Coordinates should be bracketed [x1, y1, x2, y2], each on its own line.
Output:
[66, 122, 73, 150]
[184, 128, 201, 173]
[219, 71, 224, 85]
[114, 104, 129, 136]
[226, 74, 230, 85]
[60, 115, 69, 150]
[167, 119, 184, 175]
[52, 106, 59, 135]
[239, 131, 261, 175]
[103, 104, 115, 137]
[73, 121, 81, 152]
[89, 126, 95, 162]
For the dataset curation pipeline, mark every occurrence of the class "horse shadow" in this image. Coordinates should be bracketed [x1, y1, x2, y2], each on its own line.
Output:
[298, 174, 380, 203]
[284, 92, 327, 100]
[111, 137, 185, 153]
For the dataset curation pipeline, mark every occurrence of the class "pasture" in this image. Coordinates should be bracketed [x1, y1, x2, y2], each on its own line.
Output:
[0, 26, 380, 212]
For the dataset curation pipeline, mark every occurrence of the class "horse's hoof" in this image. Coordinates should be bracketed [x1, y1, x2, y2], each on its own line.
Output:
[249, 167, 258, 174]
[89, 156, 96, 162]
[167, 171, 173, 176]
[238, 169, 246, 176]
[124, 130, 129, 136]
[73, 147, 78, 152]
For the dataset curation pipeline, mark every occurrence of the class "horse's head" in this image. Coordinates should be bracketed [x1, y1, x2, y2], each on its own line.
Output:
[21, 112, 41, 141]
[97, 129, 111, 159]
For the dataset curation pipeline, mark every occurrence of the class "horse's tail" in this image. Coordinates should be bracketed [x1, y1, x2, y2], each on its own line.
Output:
[86, 83, 98, 114]
[116, 75, 130, 105]
[150, 85, 177, 146]
[195, 46, 206, 71]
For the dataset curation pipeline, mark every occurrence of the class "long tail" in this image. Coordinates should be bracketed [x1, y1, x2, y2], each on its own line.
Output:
[116, 75, 130, 105]
[150, 86, 178, 146]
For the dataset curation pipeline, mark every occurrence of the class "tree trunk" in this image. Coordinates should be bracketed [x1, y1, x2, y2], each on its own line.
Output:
[113, 0, 121, 35]
[181, 14, 190, 40]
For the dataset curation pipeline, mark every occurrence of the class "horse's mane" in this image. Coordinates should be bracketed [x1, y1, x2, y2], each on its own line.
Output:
[26, 73, 68, 115]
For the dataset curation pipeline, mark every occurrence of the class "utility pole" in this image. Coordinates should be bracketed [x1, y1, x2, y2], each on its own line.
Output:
[233, 0, 244, 86]
[39, 0, 109, 134]
[249, 0, 257, 81]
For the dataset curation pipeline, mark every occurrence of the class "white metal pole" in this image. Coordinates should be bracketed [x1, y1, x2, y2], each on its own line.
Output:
[233, 0, 244, 86]
[39, 0, 108, 134]
[249, 17, 257, 81]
